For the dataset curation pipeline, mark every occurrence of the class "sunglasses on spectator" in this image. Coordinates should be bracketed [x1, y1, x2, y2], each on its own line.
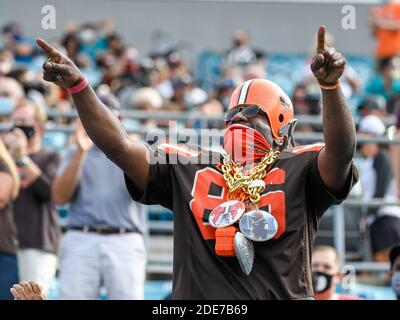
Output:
[224, 105, 266, 123]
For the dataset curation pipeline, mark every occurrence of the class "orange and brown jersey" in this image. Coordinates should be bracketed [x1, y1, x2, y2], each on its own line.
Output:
[125, 143, 358, 299]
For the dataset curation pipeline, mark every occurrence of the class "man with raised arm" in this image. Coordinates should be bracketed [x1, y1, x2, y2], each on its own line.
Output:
[36, 25, 358, 300]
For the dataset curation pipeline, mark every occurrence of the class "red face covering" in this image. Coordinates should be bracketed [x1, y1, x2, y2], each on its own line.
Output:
[223, 124, 271, 165]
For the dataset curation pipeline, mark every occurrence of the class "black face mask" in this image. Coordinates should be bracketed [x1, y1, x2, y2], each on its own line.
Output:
[312, 271, 333, 294]
[233, 39, 242, 48]
[14, 125, 36, 139]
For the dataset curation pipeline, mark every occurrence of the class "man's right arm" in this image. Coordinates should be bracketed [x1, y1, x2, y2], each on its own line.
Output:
[69, 85, 150, 190]
[52, 148, 87, 205]
[36, 39, 150, 192]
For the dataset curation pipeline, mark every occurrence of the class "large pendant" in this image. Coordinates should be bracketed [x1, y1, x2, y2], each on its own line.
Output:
[239, 209, 278, 242]
[234, 232, 254, 275]
[209, 200, 245, 228]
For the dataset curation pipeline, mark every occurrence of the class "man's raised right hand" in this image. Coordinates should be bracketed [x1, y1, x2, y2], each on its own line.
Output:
[36, 38, 84, 88]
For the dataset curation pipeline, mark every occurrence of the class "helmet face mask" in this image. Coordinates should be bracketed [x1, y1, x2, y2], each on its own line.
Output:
[278, 119, 298, 150]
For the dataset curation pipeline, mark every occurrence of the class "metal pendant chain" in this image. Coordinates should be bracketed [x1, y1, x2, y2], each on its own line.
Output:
[215, 150, 281, 275]
[221, 150, 280, 207]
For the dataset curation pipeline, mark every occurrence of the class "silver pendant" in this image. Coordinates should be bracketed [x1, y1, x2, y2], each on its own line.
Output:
[247, 179, 266, 189]
[234, 232, 255, 275]
[239, 209, 278, 242]
[209, 200, 245, 228]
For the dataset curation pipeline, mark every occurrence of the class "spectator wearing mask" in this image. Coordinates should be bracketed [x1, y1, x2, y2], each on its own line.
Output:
[357, 114, 400, 262]
[389, 243, 400, 299]
[312, 246, 363, 300]
[52, 119, 147, 300]
[224, 29, 256, 70]
[3, 100, 61, 294]
[0, 138, 20, 300]
[74, 21, 112, 64]
[0, 76, 25, 123]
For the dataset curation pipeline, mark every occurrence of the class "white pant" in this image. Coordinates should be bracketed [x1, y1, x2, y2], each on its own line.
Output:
[17, 249, 58, 294]
[59, 230, 147, 300]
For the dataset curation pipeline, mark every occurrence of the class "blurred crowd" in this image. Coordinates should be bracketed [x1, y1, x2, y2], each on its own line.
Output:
[2, 1, 400, 300]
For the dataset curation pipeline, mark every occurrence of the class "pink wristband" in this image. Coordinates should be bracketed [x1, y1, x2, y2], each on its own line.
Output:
[67, 78, 89, 94]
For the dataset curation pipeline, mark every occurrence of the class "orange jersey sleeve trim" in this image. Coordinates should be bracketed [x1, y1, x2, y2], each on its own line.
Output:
[158, 143, 200, 158]
[292, 142, 325, 154]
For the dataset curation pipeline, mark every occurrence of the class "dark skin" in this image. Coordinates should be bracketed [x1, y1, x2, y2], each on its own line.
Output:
[311, 26, 355, 197]
[36, 25, 354, 197]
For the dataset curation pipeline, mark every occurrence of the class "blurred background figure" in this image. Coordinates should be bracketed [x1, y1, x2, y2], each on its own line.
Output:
[0, 138, 20, 300]
[64, 20, 114, 64]
[0, 76, 24, 123]
[126, 86, 164, 129]
[1, 23, 37, 65]
[215, 78, 237, 111]
[0, 48, 15, 76]
[312, 246, 363, 300]
[61, 33, 90, 69]
[357, 115, 400, 262]
[389, 243, 400, 299]
[292, 82, 321, 116]
[52, 119, 147, 300]
[3, 100, 61, 295]
[365, 56, 400, 107]
[224, 29, 256, 71]
[357, 95, 387, 119]
[370, 0, 400, 61]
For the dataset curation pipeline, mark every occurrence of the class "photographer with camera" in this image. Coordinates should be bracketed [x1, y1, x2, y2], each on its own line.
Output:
[3, 99, 60, 295]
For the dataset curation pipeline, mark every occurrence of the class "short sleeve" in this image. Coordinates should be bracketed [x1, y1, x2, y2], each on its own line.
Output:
[306, 149, 359, 219]
[124, 145, 174, 210]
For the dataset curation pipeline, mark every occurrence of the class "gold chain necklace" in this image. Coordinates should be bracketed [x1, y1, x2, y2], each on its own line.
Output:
[221, 150, 280, 208]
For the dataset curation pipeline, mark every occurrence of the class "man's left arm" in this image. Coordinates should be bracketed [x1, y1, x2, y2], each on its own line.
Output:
[311, 25, 356, 198]
[26, 152, 61, 201]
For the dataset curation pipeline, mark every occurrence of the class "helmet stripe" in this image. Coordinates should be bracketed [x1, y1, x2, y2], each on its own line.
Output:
[238, 80, 253, 105]
[231, 83, 244, 106]
[243, 79, 254, 104]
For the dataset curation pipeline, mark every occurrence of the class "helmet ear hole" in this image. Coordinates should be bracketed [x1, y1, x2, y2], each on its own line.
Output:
[279, 114, 284, 122]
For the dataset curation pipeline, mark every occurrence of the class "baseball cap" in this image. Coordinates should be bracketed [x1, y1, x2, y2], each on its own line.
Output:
[390, 243, 400, 269]
[358, 114, 386, 136]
